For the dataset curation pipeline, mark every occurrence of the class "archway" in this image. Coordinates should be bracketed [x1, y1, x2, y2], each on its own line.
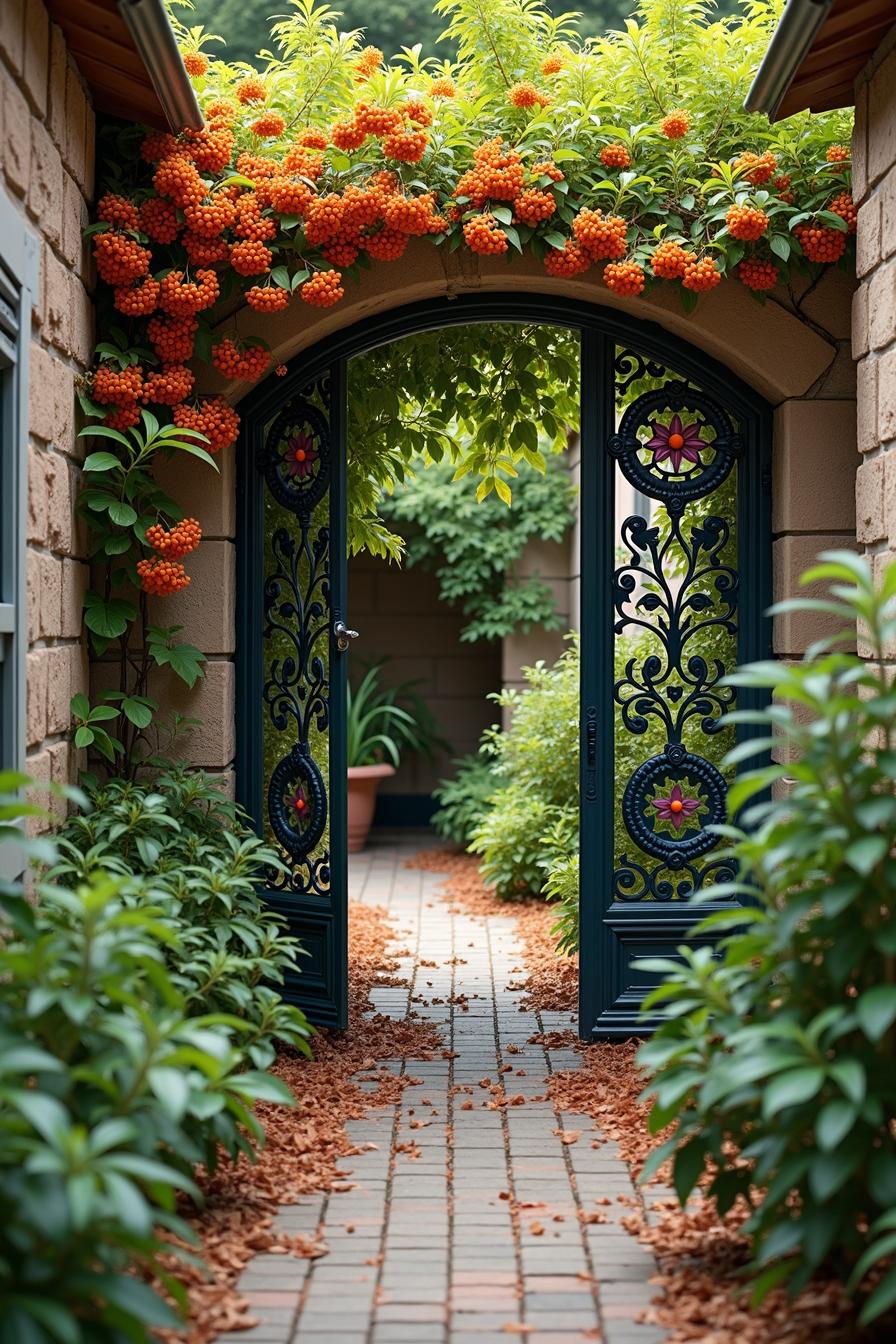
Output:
[234, 293, 771, 1041]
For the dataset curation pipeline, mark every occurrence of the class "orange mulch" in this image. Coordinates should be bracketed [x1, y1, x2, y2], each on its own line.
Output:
[405, 846, 878, 1344]
[159, 902, 442, 1341]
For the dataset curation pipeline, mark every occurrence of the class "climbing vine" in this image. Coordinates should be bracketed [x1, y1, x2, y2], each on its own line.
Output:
[79, 0, 853, 687]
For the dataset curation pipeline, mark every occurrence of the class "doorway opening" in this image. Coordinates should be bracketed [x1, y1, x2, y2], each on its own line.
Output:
[235, 294, 772, 1040]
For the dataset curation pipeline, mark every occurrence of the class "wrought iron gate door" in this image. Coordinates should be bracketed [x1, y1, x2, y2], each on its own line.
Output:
[237, 298, 770, 1037]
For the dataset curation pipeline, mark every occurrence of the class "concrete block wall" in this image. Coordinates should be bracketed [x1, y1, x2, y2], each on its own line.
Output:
[853, 23, 896, 614]
[0, 0, 94, 826]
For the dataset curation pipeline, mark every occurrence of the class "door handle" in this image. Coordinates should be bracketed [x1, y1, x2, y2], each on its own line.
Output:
[334, 619, 359, 653]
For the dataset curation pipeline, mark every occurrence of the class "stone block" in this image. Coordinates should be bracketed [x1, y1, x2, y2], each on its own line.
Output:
[869, 264, 896, 350]
[64, 62, 88, 185]
[868, 45, 896, 188]
[884, 453, 896, 549]
[38, 550, 62, 637]
[857, 356, 879, 452]
[795, 266, 854, 341]
[815, 342, 856, 399]
[61, 559, 88, 638]
[883, 165, 896, 261]
[26, 550, 41, 643]
[879, 346, 896, 444]
[153, 659, 236, 769]
[773, 534, 860, 655]
[22, 0, 49, 117]
[47, 23, 67, 150]
[26, 649, 48, 746]
[71, 273, 93, 366]
[2, 63, 30, 196]
[42, 243, 72, 354]
[28, 344, 74, 451]
[152, 445, 235, 538]
[857, 196, 881, 278]
[772, 400, 857, 533]
[852, 282, 869, 360]
[853, 79, 869, 204]
[0, 1, 24, 76]
[25, 748, 52, 835]
[61, 169, 88, 272]
[856, 455, 885, 543]
[29, 118, 63, 249]
[27, 447, 49, 543]
[44, 452, 74, 555]
[148, 540, 236, 655]
[46, 643, 85, 735]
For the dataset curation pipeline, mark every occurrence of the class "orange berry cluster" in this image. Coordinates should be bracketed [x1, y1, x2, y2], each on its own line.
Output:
[738, 258, 779, 291]
[660, 110, 690, 139]
[230, 239, 274, 275]
[383, 130, 428, 163]
[148, 315, 197, 364]
[514, 189, 556, 226]
[137, 557, 191, 596]
[650, 240, 688, 279]
[236, 76, 266, 105]
[146, 517, 201, 558]
[572, 208, 627, 261]
[93, 232, 152, 285]
[354, 46, 383, 81]
[543, 239, 590, 277]
[540, 54, 563, 75]
[795, 222, 847, 263]
[600, 143, 631, 170]
[829, 192, 857, 234]
[173, 397, 241, 453]
[251, 113, 287, 139]
[182, 51, 208, 78]
[159, 268, 219, 317]
[139, 197, 179, 243]
[300, 270, 345, 307]
[429, 77, 455, 98]
[211, 337, 271, 381]
[456, 139, 527, 207]
[93, 365, 143, 405]
[726, 204, 769, 241]
[682, 256, 721, 292]
[603, 261, 646, 296]
[142, 364, 194, 407]
[463, 213, 509, 255]
[97, 193, 139, 231]
[508, 81, 549, 109]
[246, 284, 291, 311]
[826, 145, 850, 163]
[732, 151, 777, 186]
[114, 277, 160, 316]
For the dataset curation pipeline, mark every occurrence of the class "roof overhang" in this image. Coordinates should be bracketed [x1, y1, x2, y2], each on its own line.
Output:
[745, 0, 896, 121]
[46, 0, 202, 132]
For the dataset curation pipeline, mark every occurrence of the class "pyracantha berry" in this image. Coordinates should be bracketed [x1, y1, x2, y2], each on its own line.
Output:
[660, 110, 690, 139]
[300, 270, 345, 307]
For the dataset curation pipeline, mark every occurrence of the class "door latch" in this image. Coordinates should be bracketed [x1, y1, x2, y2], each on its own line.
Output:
[334, 619, 359, 653]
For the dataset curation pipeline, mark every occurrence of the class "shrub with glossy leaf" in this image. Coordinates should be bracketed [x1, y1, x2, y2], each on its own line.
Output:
[636, 552, 896, 1326]
[432, 752, 500, 848]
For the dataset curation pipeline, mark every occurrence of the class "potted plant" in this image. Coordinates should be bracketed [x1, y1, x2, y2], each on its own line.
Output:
[347, 661, 444, 852]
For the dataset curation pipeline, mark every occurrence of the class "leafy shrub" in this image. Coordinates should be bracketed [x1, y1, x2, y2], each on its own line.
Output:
[347, 660, 447, 769]
[637, 553, 896, 1326]
[470, 636, 579, 898]
[432, 753, 501, 847]
[0, 766, 311, 1343]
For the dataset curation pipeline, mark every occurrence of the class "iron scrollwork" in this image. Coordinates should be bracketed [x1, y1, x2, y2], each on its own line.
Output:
[260, 380, 332, 895]
[611, 374, 741, 903]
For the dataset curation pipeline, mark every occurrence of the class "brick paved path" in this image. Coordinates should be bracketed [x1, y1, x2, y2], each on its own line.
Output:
[221, 835, 668, 1344]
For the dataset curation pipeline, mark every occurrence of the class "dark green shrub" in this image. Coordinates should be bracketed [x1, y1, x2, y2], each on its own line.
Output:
[637, 553, 896, 1326]
[432, 753, 500, 848]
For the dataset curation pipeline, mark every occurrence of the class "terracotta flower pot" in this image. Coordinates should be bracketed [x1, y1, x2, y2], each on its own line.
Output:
[347, 763, 395, 852]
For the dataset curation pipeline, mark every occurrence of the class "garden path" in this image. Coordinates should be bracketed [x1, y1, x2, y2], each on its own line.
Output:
[218, 834, 668, 1344]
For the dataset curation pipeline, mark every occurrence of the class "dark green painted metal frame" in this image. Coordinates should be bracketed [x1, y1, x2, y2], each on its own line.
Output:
[236, 293, 772, 1039]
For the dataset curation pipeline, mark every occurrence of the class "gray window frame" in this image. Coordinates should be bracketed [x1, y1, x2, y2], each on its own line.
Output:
[0, 187, 40, 773]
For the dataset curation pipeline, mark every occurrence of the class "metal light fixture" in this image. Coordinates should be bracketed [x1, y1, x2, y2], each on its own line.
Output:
[117, 0, 204, 132]
[744, 0, 836, 119]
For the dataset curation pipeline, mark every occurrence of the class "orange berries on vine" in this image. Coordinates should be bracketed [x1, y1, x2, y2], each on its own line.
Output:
[773, 173, 794, 204]
[140, 131, 179, 163]
[146, 517, 202, 558]
[429, 76, 456, 98]
[137, 557, 190, 596]
[533, 161, 564, 183]
[795, 222, 847, 263]
[508, 81, 546, 109]
[572, 208, 627, 260]
[211, 337, 271, 381]
[159, 269, 220, 318]
[142, 364, 194, 407]
[93, 232, 152, 285]
[829, 192, 857, 234]
[97, 193, 139, 231]
[600, 143, 631, 170]
[229, 239, 274, 275]
[463, 213, 509, 255]
[246, 284, 290, 312]
[183, 232, 230, 266]
[93, 365, 143, 405]
[364, 227, 408, 260]
[738, 258, 779, 291]
[540, 53, 563, 75]
[726, 204, 769, 241]
[270, 177, 315, 216]
[174, 397, 240, 452]
[236, 76, 266, 104]
[331, 118, 367, 151]
[354, 46, 383, 80]
[186, 127, 235, 174]
[382, 192, 440, 236]
[148, 315, 197, 364]
[139, 197, 179, 243]
[404, 101, 433, 126]
[183, 197, 237, 237]
[153, 156, 205, 207]
[826, 144, 850, 163]
[650, 239, 688, 279]
[182, 51, 209, 78]
[514, 189, 556, 226]
[542, 239, 590, 277]
[234, 195, 278, 241]
[250, 113, 287, 139]
[300, 270, 345, 307]
[603, 260, 646, 296]
[205, 99, 237, 125]
[732, 150, 777, 185]
[114, 277, 160, 316]
[660, 110, 690, 139]
[104, 402, 142, 431]
[355, 103, 403, 137]
[383, 130, 428, 163]
[682, 255, 721, 292]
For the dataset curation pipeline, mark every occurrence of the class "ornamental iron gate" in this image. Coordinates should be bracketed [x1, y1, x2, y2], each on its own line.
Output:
[237, 297, 771, 1039]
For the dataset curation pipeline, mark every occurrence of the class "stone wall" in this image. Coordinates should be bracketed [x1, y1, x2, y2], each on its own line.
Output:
[853, 24, 896, 603]
[0, 0, 94, 825]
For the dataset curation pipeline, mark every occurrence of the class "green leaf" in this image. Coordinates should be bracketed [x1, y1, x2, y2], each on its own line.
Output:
[844, 835, 887, 875]
[672, 1136, 706, 1203]
[82, 451, 123, 473]
[108, 500, 138, 528]
[856, 986, 896, 1041]
[815, 1098, 857, 1151]
[761, 1067, 825, 1118]
[83, 597, 137, 640]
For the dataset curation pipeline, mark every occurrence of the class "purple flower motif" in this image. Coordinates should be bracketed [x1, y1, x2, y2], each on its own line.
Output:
[285, 431, 318, 479]
[650, 781, 702, 832]
[646, 414, 704, 473]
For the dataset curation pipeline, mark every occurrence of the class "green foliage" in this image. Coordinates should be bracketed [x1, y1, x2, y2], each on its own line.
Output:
[347, 324, 580, 560]
[0, 767, 310, 1343]
[470, 636, 579, 897]
[431, 752, 500, 846]
[636, 552, 896, 1325]
[348, 660, 448, 767]
[381, 450, 576, 641]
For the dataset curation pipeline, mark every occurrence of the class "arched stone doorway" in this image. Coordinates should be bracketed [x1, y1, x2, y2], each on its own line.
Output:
[233, 292, 773, 1039]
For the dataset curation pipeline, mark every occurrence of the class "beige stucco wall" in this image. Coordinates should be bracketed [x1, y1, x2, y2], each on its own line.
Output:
[169, 256, 857, 776]
[1, 0, 94, 825]
[853, 23, 896, 619]
[346, 553, 501, 797]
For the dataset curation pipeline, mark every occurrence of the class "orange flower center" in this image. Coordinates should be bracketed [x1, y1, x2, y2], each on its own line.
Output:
[295, 798, 306, 811]
[669, 799, 683, 813]
[668, 432, 685, 450]
[295, 448, 307, 462]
